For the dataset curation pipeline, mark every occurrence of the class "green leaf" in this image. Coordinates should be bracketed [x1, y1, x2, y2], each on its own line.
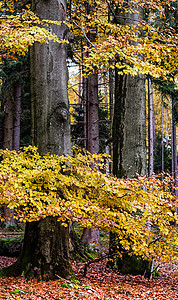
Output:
[10, 288, 29, 294]
[61, 282, 74, 289]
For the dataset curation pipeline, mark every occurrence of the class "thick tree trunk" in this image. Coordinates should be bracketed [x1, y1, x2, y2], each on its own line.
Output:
[2, 218, 72, 280]
[31, 0, 70, 156]
[113, 73, 146, 178]
[110, 70, 147, 276]
[113, 1, 146, 178]
[1, 0, 73, 280]
[109, 1, 147, 274]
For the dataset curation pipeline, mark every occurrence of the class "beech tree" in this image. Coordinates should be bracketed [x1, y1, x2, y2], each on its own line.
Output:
[1, 60, 22, 227]
[1, 0, 73, 280]
[80, 2, 101, 252]
[107, 1, 147, 274]
[0, 0, 177, 280]
[148, 78, 155, 176]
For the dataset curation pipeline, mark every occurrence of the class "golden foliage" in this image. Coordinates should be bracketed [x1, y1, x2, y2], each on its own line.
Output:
[0, 1, 67, 63]
[0, 1, 177, 78]
[0, 146, 177, 261]
[69, 0, 177, 78]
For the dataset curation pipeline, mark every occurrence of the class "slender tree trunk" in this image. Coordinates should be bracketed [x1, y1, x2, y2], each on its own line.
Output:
[81, 73, 101, 251]
[83, 76, 88, 149]
[81, 2, 101, 251]
[87, 73, 99, 154]
[1, 0, 73, 280]
[3, 88, 13, 150]
[78, 64, 82, 104]
[3, 83, 16, 227]
[161, 95, 164, 173]
[171, 95, 178, 195]
[148, 78, 154, 175]
[3, 80, 21, 151]
[108, 68, 115, 172]
[104, 74, 110, 171]
[13, 81, 21, 150]
[147, 78, 155, 278]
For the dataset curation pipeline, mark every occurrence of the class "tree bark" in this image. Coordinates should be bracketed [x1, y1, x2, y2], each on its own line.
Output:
[113, 73, 146, 178]
[1, 218, 72, 280]
[31, 0, 70, 156]
[148, 78, 154, 175]
[3, 87, 13, 150]
[109, 1, 147, 274]
[111, 71, 147, 275]
[13, 81, 21, 150]
[1, 0, 73, 280]
[171, 95, 178, 196]
[3, 82, 18, 227]
[113, 1, 146, 178]
[81, 2, 101, 251]
[161, 96, 164, 172]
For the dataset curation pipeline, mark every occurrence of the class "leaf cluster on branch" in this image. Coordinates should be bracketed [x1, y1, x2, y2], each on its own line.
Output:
[0, 146, 177, 261]
[0, 0, 67, 63]
[68, 0, 177, 78]
[0, 0, 177, 78]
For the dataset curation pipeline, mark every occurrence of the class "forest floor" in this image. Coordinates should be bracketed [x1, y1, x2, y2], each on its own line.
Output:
[0, 256, 177, 299]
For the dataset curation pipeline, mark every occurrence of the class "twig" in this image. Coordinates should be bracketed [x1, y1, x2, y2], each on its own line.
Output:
[83, 251, 119, 277]
[55, 274, 96, 293]
[106, 0, 116, 18]
[55, 274, 71, 284]
[72, 21, 97, 49]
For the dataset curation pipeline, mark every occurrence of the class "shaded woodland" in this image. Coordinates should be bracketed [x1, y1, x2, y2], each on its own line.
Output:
[0, 1, 177, 294]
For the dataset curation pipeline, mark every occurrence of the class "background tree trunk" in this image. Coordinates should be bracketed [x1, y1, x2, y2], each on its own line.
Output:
[81, 2, 101, 251]
[1, 0, 73, 280]
[148, 78, 154, 175]
[109, 1, 147, 274]
[3, 87, 13, 150]
[161, 95, 164, 172]
[81, 72, 101, 251]
[113, 73, 146, 178]
[171, 95, 178, 196]
[13, 81, 21, 150]
[3, 81, 21, 227]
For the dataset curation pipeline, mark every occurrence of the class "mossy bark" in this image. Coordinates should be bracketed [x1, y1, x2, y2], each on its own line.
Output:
[0, 236, 23, 257]
[0, 218, 73, 280]
[118, 254, 151, 276]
